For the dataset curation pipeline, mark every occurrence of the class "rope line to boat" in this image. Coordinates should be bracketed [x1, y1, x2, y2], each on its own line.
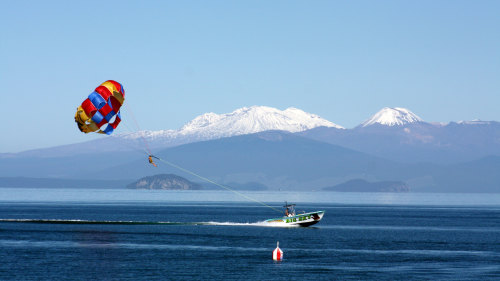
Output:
[122, 102, 153, 155]
[157, 158, 283, 213]
[106, 132, 152, 157]
[112, 107, 282, 214]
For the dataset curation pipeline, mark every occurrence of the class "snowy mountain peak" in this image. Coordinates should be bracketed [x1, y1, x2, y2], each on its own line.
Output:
[121, 106, 343, 147]
[181, 105, 344, 134]
[361, 107, 423, 127]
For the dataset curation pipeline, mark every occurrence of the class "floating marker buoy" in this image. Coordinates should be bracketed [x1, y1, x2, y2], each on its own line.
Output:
[273, 241, 283, 261]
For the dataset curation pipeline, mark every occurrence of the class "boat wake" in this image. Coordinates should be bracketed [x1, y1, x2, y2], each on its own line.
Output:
[0, 219, 298, 227]
[203, 221, 299, 227]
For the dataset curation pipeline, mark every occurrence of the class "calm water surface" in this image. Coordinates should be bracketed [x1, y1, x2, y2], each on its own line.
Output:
[0, 188, 499, 280]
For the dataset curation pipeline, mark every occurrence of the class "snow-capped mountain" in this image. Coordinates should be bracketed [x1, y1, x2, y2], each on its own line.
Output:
[122, 106, 343, 147]
[6, 105, 500, 168]
[456, 119, 493, 125]
[360, 107, 423, 127]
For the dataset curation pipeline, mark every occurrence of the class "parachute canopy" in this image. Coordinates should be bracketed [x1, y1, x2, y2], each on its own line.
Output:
[75, 80, 125, 135]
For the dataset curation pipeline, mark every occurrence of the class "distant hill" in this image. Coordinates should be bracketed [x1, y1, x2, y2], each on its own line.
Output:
[324, 179, 410, 192]
[100, 131, 398, 190]
[298, 121, 500, 164]
[1, 130, 500, 193]
[127, 174, 202, 190]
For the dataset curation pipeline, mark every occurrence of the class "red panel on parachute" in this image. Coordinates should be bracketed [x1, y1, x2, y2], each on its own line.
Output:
[95, 85, 112, 100]
[81, 98, 97, 117]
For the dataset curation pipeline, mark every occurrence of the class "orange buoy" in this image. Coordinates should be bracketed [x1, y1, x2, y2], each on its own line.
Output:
[273, 241, 283, 261]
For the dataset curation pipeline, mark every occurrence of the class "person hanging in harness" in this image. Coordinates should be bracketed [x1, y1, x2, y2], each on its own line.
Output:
[148, 155, 158, 167]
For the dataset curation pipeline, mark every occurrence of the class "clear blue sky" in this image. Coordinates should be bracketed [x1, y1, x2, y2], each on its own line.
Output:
[1, 0, 499, 152]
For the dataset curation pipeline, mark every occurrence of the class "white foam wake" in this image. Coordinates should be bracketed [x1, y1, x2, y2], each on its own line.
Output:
[202, 221, 299, 228]
[0, 219, 300, 227]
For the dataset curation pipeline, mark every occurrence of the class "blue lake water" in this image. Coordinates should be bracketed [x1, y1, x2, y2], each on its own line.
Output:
[1, 188, 499, 280]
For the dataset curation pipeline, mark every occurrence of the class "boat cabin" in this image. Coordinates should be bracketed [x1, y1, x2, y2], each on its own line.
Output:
[284, 202, 296, 217]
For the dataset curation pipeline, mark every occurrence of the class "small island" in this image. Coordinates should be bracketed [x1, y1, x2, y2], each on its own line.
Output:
[127, 174, 202, 190]
[323, 179, 410, 192]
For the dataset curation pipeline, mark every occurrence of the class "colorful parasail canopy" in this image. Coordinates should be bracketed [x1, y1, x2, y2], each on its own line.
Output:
[75, 80, 125, 135]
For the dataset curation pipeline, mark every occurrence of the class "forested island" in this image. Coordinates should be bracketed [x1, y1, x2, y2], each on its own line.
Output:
[127, 174, 202, 190]
[324, 179, 410, 192]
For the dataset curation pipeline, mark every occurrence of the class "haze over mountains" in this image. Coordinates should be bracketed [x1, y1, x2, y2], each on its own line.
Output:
[1, 105, 500, 193]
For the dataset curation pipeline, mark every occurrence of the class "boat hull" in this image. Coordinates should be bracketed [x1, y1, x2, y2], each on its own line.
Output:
[265, 211, 325, 227]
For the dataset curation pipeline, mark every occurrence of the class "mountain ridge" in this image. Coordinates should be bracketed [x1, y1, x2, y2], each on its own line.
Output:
[3, 105, 500, 164]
